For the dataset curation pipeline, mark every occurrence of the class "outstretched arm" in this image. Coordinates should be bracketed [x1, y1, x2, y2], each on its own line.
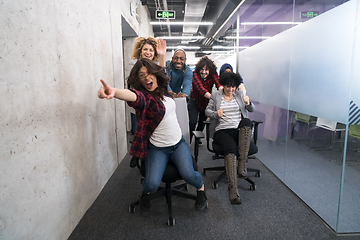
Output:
[98, 79, 137, 102]
[157, 38, 166, 67]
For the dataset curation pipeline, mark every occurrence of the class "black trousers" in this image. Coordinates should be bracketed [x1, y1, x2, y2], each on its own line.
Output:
[213, 118, 258, 157]
[188, 97, 207, 142]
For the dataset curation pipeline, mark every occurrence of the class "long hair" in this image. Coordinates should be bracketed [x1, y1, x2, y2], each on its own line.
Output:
[194, 56, 217, 76]
[130, 37, 158, 61]
[219, 72, 242, 88]
[127, 58, 169, 100]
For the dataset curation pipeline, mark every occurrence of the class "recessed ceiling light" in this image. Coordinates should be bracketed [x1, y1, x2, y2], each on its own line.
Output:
[212, 46, 249, 49]
[158, 36, 205, 40]
[241, 22, 302, 25]
[150, 22, 213, 26]
[224, 36, 270, 39]
[167, 46, 201, 49]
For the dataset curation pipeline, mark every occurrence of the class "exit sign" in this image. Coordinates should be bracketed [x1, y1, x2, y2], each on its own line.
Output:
[156, 10, 176, 19]
[301, 11, 319, 18]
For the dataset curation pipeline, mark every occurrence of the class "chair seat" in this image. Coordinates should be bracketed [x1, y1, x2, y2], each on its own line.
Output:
[197, 120, 263, 191]
[212, 141, 258, 157]
[140, 158, 198, 183]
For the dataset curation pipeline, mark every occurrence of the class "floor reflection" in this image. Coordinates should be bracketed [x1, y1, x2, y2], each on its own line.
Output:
[256, 135, 360, 233]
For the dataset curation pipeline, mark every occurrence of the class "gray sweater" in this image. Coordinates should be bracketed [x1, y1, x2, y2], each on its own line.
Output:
[205, 89, 255, 137]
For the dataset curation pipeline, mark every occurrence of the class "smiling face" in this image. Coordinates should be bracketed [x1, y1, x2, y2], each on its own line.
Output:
[141, 43, 155, 60]
[171, 51, 186, 70]
[200, 65, 209, 79]
[138, 66, 158, 92]
[223, 84, 236, 97]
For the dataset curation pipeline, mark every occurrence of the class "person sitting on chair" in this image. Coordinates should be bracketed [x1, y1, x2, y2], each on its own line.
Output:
[205, 71, 256, 205]
[97, 58, 207, 213]
[219, 63, 247, 95]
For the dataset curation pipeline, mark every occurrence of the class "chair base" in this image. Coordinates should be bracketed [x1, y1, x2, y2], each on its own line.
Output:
[202, 166, 260, 191]
[129, 182, 196, 226]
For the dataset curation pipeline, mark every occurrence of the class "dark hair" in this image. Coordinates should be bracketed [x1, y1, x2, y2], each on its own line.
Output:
[219, 72, 242, 88]
[127, 58, 170, 100]
[194, 56, 217, 76]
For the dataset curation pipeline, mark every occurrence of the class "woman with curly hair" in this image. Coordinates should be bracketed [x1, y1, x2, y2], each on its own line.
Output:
[188, 56, 222, 143]
[98, 58, 207, 213]
[131, 36, 166, 67]
[128, 37, 167, 140]
[205, 71, 256, 205]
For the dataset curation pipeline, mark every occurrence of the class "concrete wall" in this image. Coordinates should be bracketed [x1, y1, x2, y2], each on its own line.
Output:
[0, 0, 151, 239]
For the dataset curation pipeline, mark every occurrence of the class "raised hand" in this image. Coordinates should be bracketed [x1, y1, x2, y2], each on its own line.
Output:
[98, 79, 115, 100]
[157, 38, 166, 56]
[243, 94, 250, 105]
[217, 108, 223, 117]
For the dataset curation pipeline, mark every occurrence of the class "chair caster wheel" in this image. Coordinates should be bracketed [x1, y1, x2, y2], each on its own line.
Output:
[212, 182, 218, 189]
[129, 206, 135, 213]
[202, 169, 206, 175]
[168, 218, 175, 226]
[255, 172, 261, 177]
[249, 185, 256, 191]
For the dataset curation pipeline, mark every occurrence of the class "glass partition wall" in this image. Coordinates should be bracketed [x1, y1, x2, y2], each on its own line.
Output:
[231, 0, 359, 234]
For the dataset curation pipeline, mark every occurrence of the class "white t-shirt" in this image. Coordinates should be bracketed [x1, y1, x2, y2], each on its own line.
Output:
[150, 96, 182, 147]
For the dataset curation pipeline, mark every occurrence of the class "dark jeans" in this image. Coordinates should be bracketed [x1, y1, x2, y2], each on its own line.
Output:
[142, 137, 203, 193]
[188, 97, 207, 142]
[213, 118, 258, 157]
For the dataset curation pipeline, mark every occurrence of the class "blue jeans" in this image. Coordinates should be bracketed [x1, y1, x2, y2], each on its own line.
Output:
[142, 137, 203, 193]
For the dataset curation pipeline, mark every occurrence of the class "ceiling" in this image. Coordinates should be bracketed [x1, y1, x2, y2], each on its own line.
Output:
[140, 0, 348, 53]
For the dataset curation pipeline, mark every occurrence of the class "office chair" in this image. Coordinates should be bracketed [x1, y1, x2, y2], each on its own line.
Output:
[194, 120, 262, 190]
[309, 117, 346, 150]
[290, 112, 317, 139]
[349, 124, 360, 152]
[129, 98, 200, 226]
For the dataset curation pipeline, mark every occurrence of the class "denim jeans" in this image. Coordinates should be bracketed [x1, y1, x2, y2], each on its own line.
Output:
[142, 137, 203, 193]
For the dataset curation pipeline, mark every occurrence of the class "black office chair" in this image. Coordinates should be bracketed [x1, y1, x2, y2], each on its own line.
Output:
[194, 120, 262, 190]
[129, 157, 198, 226]
[129, 98, 202, 226]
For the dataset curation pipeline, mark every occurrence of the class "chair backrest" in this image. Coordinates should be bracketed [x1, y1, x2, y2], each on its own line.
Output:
[295, 112, 317, 123]
[295, 112, 311, 123]
[349, 124, 360, 139]
[316, 118, 338, 131]
[174, 98, 190, 144]
[316, 118, 346, 132]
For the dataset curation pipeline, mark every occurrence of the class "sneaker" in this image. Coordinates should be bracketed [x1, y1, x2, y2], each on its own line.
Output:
[139, 192, 150, 214]
[195, 190, 207, 211]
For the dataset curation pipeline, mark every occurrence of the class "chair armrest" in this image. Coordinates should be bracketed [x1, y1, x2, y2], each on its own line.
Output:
[193, 131, 205, 139]
[252, 120, 263, 145]
[193, 131, 205, 162]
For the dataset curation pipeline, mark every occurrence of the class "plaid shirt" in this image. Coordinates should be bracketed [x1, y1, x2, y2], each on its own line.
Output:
[127, 89, 165, 159]
[190, 71, 221, 111]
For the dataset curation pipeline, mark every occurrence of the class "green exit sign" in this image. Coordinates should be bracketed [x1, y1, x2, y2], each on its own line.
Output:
[301, 11, 319, 18]
[156, 10, 176, 19]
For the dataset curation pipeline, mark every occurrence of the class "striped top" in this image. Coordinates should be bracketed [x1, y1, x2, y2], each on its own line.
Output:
[215, 96, 241, 132]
